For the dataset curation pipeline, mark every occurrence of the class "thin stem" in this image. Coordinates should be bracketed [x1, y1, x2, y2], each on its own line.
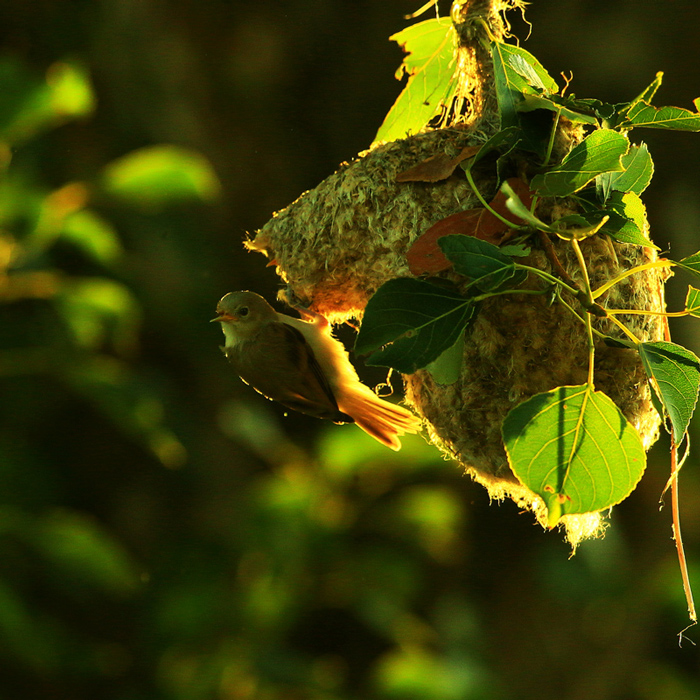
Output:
[515, 264, 580, 297]
[606, 308, 689, 318]
[464, 168, 520, 230]
[472, 287, 549, 303]
[542, 107, 562, 168]
[571, 239, 596, 385]
[671, 449, 697, 624]
[592, 259, 674, 300]
[535, 231, 607, 317]
[607, 314, 642, 345]
[556, 294, 610, 340]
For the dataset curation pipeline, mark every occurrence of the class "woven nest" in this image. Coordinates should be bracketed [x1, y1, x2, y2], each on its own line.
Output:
[245, 0, 667, 546]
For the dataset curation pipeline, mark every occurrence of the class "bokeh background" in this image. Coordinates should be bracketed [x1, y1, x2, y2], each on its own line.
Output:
[1, 1, 700, 698]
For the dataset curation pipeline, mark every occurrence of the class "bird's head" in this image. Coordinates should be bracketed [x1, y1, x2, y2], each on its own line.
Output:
[212, 291, 278, 346]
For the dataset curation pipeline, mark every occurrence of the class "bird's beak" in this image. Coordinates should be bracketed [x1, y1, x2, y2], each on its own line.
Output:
[210, 311, 237, 323]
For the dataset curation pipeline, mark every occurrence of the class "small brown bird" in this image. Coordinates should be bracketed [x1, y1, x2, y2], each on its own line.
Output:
[213, 291, 421, 450]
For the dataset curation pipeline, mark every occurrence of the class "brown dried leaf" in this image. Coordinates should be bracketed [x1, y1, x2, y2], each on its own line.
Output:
[407, 209, 482, 275]
[396, 145, 480, 183]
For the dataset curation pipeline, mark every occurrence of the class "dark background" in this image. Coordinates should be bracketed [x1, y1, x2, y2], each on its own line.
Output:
[1, 1, 699, 698]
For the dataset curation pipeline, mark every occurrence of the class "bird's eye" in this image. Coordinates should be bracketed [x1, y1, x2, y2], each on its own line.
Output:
[238, 306, 249, 317]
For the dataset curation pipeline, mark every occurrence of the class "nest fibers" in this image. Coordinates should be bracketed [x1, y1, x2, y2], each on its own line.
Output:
[246, 1, 667, 547]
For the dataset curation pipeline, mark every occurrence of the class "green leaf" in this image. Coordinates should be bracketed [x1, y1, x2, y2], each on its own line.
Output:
[425, 331, 464, 385]
[531, 129, 629, 197]
[606, 191, 652, 238]
[501, 180, 555, 232]
[373, 18, 458, 144]
[675, 251, 700, 278]
[438, 234, 524, 291]
[491, 41, 557, 128]
[638, 341, 700, 440]
[354, 278, 474, 373]
[101, 145, 221, 209]
[502, 384, 646, 526]
[577, 192, 658, 248]
[507, 52, 558, 93]
[519, 93, 599, 125]
[56, 278, 140, 353]
[461, 126, 520, 172]
[552, 213, 609, 239]
[598, 211, 656, 248]
[499, 243, 531, 257]
[620, 100, 700, 131]
[0, 59, 94, 144]
[685, 286, 700, 318]
[596, 143, 654, 198]
[60, 209, 124, 265]
[631, 72, 664, 106]
[33, 511, 141, 595]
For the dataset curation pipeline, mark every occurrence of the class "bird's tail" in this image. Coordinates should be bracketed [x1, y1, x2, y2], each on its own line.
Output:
[338, 386, 422, 451]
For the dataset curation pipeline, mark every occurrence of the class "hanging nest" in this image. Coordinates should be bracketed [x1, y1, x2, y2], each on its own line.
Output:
[246, 0, 668, 546]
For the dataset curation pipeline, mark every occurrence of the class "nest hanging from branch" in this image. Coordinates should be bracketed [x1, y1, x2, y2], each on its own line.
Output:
[245, 0, 667, 547]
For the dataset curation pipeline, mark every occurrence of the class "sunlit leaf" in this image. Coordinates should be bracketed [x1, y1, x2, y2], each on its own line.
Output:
[425, 331, 464, 385]
[507, 53, 557, 92]
[491, 40, 558, 127]
[685, 286, 700, 318]
[531, 129, 629, 197]
[620, 100, 700, 131]
[519, 93, 599, 124]
[601, 191, 656, 247]
[596, 143, 654, 199]
[355, 278, 474, 373]
[638, 341, 700, 440]
[676, 251, 700, 278]
[101, 145, 221, 208]
[582, 209, 656, 249]
[0, 59, 94, 144]
[373, 18, 458, 144]
[60, 209, 124, 265]
[46, 62, 94, 119]
[503, 384, 646, 526]
[631, 71, 664, 106]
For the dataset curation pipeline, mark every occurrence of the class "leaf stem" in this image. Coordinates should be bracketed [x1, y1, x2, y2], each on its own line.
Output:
[606, 308, 690, 318]
[571, 239, 596, 385]
[515, 264, 579, 297]
[592, 259, 674, 300]
[464, 168, 521, 230]
[472, 287, 549, 303]
[556, 294, 609, 340]
[606, 314, 642, 345]
[542, 107, 563, 168]
[529, 231, 608, 317]
[671, 447, 697, 624]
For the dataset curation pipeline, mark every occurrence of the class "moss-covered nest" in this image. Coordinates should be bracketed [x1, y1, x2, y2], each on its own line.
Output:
[245, 0, 668, 547]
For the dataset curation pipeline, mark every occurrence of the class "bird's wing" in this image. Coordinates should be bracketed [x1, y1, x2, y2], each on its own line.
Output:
[226, 321, 353, 423]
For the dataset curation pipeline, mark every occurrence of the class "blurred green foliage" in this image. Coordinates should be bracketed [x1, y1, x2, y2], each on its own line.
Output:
[0, 1, 699, 699]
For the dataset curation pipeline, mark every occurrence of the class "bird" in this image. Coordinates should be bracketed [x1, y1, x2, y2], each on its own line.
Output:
[212, 291, 422, 450]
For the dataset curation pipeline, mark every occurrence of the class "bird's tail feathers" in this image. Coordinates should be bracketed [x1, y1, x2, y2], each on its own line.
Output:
[338, 386, 422, 451]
